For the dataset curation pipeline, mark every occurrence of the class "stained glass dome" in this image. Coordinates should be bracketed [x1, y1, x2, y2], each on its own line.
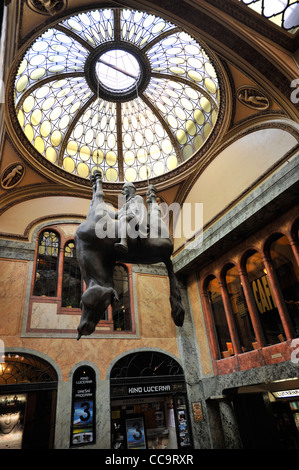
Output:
[14, 8, 220, 184]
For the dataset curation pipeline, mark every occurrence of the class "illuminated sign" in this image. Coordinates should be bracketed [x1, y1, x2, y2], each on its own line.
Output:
[273, 389, 299, 398]
[128, 384, 171, 395]
[111, 381, 185, 398]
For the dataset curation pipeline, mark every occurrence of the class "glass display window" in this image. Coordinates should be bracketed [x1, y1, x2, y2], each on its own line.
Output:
[269, 235, 299, 336]
[111, 396, 171, 449]
[225, 264, 255, 352]
[206, 276, 232, 358]
[246, 251, 284, 345]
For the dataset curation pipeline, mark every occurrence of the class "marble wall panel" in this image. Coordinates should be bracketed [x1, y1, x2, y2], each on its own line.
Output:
[187, 273, 213, 376]
[30, 302, 79, 330]
[0, 259, 28, 336]
[136, 273, 176, 338]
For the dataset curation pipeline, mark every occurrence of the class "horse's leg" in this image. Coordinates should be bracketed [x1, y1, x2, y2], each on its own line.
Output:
[164, 258, 185, 327]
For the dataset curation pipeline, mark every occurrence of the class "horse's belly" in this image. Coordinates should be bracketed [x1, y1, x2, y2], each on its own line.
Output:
[75, 221, 97, 243]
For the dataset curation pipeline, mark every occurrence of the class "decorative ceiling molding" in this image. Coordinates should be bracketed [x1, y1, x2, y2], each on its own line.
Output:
[26, 0, 68, 17]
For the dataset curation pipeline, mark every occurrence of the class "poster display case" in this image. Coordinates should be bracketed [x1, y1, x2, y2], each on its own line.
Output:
[175, 395, 192, 448]
[70, 366, 96, 446]
[126, 415, 147, 449]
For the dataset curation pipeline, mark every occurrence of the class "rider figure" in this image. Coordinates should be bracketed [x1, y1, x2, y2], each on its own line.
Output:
[114, 182, 147, 254]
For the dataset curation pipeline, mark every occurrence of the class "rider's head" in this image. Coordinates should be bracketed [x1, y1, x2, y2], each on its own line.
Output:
[122, 182, 136, 197]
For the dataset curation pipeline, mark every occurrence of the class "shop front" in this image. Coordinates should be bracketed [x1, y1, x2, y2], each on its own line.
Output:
[0, 352, 58, 449]
[110, 351, 193, 450]
[229, 378, 299, 449]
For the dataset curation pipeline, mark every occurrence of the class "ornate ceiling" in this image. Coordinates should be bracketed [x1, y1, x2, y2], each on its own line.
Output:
[13, 7, 220, 185]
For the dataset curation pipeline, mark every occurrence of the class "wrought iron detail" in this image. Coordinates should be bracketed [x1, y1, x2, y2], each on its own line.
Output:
[0, 353, 58, 386]
[110, 351, 183, 378]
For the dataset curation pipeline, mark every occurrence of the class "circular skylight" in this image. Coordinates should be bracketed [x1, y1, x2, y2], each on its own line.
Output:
[95, 49, 140, 93]
[14, 8, 220, 183]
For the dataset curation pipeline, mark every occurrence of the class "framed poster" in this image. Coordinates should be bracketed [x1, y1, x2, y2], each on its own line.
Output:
[0, 394, 27, 449]
[126, 415, 147, 449]
[70, 366, 96, 446]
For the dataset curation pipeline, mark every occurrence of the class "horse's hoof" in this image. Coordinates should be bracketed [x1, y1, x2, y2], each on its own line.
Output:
[114, 242, 128, 254]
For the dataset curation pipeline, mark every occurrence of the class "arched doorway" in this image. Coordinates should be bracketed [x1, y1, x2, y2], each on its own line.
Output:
[110, 350, 192, 449]
[0, 352, 58, 449]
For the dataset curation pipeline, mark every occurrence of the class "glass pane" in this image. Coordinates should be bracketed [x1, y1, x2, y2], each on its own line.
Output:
[33, 231, 59, 297]
[96, 49, 140, 92]
[206, 277, 232, 358]
[270, 235, 299, 336]
[246, 251, 284, 345]
[239, 0, 299, 31]
[112, 265, 131, 331]
[62, 241, 82, 308]
[226, 265, 255, 352]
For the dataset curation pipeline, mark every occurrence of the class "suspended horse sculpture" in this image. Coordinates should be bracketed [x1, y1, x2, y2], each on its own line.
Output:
[75, 170, 185, 339]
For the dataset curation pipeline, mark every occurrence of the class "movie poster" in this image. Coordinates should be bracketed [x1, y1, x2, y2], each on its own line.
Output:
[0, 394, 27, 449]
[126, 416, 147, 449]
[71, 399, 94, 445]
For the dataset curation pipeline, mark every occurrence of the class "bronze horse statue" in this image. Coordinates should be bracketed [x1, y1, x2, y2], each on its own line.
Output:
[75, 170, 185, 338]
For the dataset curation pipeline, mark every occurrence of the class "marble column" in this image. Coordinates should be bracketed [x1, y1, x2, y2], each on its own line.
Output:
[262, 255, 294, 340]
[54, 380, 72, 449]
[177, 284, 213, 449]
[219, 280, 241, 355]
[97, 379, 111, 448]
[218, 398, 242, 449]
[289, 238, 299, 268]
[238, 266, 265, 347]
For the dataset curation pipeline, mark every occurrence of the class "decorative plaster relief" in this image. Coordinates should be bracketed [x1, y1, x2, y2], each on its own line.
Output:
[0, 162, 25, 189]
[26, 0, 67, 16]
[237, 86, 270, 110]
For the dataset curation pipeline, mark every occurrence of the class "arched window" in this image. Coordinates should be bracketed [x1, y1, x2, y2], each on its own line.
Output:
[269, 234, 299, 336]
[62, 241, 82, 308]
[33, 230, 60, 297]
[206, 276, 232, 358]
[246, 250, 283, 345]
[225, 264, 255, 352]
[112, 264, 131, 331]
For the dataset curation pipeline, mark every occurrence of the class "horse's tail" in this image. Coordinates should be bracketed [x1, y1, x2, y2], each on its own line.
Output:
[164, 259, 185, 327]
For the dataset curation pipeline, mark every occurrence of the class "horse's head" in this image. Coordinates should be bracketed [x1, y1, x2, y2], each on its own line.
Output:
[77, 285, 119, 339]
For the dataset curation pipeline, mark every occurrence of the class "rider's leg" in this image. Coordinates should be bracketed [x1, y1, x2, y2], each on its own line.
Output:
[115, 215, 128, 253]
